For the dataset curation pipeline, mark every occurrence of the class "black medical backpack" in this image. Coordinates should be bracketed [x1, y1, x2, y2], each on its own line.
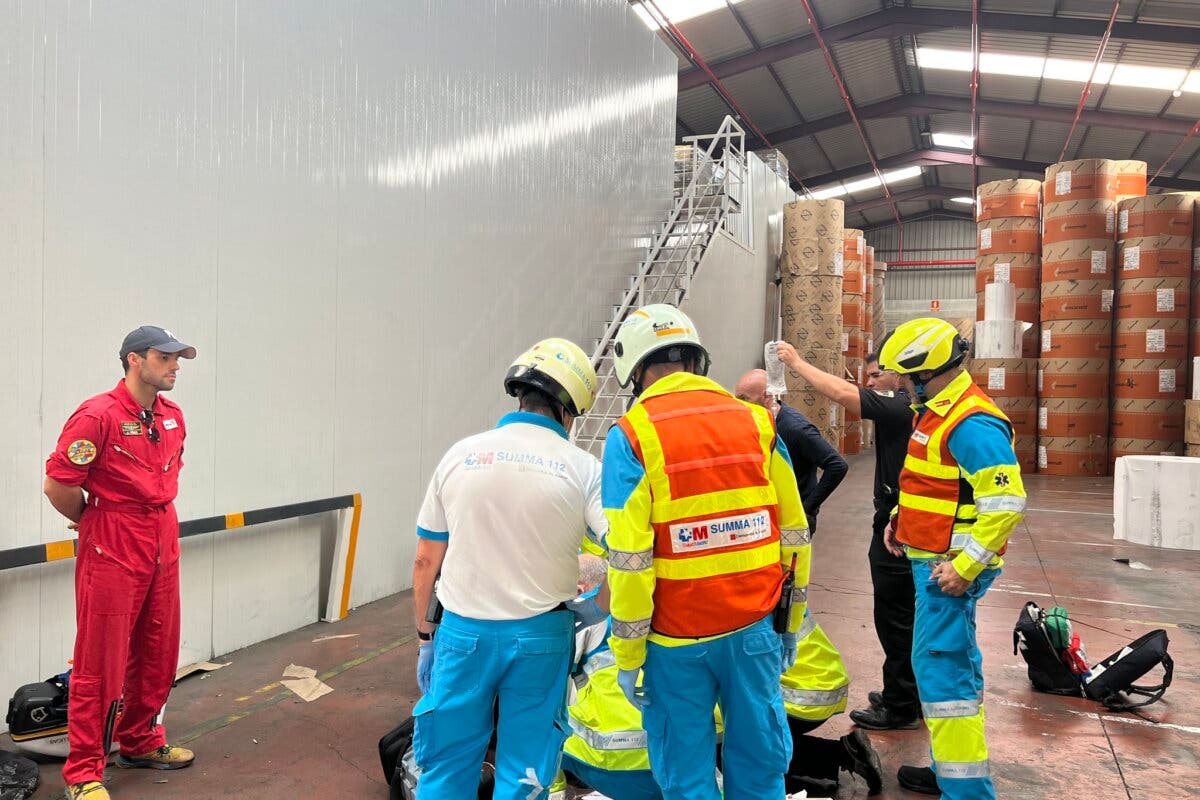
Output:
[1083, 629, 1173, 711]
[1012, 602, 1083, 696]
[1013, 601, 1173, 711]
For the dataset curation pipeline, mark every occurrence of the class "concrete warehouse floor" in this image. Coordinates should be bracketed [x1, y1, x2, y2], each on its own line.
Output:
[10, 455, 1200, 799]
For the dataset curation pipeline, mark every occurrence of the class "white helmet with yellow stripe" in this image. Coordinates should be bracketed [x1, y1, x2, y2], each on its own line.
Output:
[504, 338, 598, 417]
[613, 304, 710, 388]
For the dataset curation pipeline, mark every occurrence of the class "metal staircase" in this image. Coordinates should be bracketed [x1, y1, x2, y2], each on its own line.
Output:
[572, 116, 747, 456]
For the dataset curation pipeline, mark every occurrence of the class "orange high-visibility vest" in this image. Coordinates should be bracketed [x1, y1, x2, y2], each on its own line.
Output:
[617, 389, 784, 639]
[897, 382, 1012, 554]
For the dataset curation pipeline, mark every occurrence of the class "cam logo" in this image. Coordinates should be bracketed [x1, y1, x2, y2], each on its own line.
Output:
[464, 451, 495, 467]
[676, 524, 710, 547]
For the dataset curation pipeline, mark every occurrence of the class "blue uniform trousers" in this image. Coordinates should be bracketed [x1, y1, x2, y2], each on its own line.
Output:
[413, 608, 573, 800]
[641, 614, 790, 800]
[911, 560, 1000, 800]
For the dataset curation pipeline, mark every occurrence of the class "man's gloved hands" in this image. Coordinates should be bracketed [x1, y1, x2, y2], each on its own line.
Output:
[617, 668, 648, 710]
[417, 641, 435, 695]
[780, 632, 799, 674]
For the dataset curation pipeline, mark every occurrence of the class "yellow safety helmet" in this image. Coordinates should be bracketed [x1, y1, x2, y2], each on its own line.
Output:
[878, 317, 969, 376]
[504, 338, 598, 417]
[612, 304, 710, 388]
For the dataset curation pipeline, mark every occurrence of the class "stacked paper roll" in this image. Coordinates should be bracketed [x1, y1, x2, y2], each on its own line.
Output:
[863, 247, 875, 449]
[1192, 199, 1200, 390]
[976, 180, 1041, 356]
[1110, 193, 1197, 464]
[781, 199, 845, 447]
[841, 230, 866, 455]
[970, 358, 1037, 472]
[1038, 159, 1146, 476]
[872, 261, 887, 350]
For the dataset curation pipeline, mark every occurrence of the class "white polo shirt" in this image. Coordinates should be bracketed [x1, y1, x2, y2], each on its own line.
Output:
[416, 412, 607, 621]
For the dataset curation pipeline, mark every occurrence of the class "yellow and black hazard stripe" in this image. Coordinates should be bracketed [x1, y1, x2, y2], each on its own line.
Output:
[0, 494, 361, 572]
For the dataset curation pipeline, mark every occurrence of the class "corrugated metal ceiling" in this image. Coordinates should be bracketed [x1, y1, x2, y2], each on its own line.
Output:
[660, 0, 1200, 228]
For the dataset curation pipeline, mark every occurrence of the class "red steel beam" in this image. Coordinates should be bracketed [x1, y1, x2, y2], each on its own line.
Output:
[796, 0, 904, 255]
[888, 259, 975, 267]
[641, 1, 812, 195]
[1059, 1, 1122, 163]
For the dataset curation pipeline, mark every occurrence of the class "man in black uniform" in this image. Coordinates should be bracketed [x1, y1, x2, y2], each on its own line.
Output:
[775, 341, 920, 730]
[735, 368, 848, 533]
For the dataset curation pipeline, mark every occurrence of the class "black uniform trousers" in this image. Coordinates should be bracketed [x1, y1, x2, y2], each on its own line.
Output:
[869, 500, 920, 717]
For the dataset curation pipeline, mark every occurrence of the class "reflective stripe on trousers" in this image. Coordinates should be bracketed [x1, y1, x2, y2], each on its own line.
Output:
[910, 559, 999, 800]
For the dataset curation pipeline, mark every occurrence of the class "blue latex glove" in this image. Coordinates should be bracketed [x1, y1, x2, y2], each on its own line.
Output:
[417, 642, 435, 695]
[780, 632, 799, 674]
[617, 668, 648, 710]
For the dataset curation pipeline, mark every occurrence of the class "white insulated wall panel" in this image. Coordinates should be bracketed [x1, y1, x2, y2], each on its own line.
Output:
[0, 0, 676, 702]
[683, 154, 796, 386]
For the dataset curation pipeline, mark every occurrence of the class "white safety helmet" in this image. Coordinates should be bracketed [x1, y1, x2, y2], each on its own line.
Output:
[504, 338, 598, 417]
[612, 304, 710, 388]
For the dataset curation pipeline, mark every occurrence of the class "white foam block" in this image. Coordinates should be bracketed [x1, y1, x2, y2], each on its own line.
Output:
[983, 282, 1016, 321]
[1113, 456, 1200, 550]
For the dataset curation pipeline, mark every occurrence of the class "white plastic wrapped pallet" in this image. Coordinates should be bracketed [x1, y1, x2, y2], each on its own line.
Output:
[1113, 456, 1200, 550]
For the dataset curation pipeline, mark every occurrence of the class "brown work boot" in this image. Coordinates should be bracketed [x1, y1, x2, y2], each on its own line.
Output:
[64, 782, 110, 799]
[116, 744, 195, 770]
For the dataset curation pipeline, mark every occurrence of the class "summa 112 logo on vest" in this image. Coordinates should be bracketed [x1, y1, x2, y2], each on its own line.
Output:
[669, 511, 772, 553]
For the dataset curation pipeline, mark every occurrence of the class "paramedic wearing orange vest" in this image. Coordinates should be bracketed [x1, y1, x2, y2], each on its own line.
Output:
[602, 304, 810, 800]
[879, 318, 1026, 800]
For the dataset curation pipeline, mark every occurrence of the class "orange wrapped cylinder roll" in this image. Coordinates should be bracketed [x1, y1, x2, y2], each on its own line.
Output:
[976, 179, 1041, 221]
[1040, 319, 1112, 358]
[1111, 359, 1187, 401]
[1038, 359, 1110, 398]
[978, 217, 1039, 256]
[1038, 435, 1108, 477]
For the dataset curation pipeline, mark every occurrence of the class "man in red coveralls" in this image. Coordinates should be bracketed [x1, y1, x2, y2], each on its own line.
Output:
[44, 326, 197, 800]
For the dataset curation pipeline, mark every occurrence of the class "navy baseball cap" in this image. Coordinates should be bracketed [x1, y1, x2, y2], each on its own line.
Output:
[120, 326, 197, 360]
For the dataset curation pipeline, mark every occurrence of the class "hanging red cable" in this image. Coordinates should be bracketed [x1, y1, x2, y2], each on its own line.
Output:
[642, 1, 812, 196]
[1148, 117, 1200, 187]
[1058, 0, 1122, 163]
[795, 0, 905, 256]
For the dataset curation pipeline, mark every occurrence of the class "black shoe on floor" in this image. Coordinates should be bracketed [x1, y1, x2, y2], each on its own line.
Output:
[867, 690, 884, 708]
[897, 765, 940, 796]
[850, 704, 922, 730]
[841, 729, 883, 796]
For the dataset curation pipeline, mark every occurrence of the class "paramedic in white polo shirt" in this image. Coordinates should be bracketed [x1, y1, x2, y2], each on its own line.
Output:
[410, 338, 606, 800]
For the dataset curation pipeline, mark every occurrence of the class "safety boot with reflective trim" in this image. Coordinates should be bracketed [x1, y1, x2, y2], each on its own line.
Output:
[116, 744, 195, 770]
[64, 782, 110, 800]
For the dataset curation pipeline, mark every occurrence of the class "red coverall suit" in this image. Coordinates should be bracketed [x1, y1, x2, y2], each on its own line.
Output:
[46, 381, 187, 786]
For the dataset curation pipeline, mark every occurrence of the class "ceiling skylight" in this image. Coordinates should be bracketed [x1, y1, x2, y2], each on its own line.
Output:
[932, 132, 974, 150]
[633, 0, 744, 30]
[810, 166, 924, 201]
[916, 47, 1197, 93]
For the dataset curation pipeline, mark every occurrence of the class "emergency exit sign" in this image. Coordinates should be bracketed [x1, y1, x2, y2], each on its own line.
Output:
[931, 299, 941, 311]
